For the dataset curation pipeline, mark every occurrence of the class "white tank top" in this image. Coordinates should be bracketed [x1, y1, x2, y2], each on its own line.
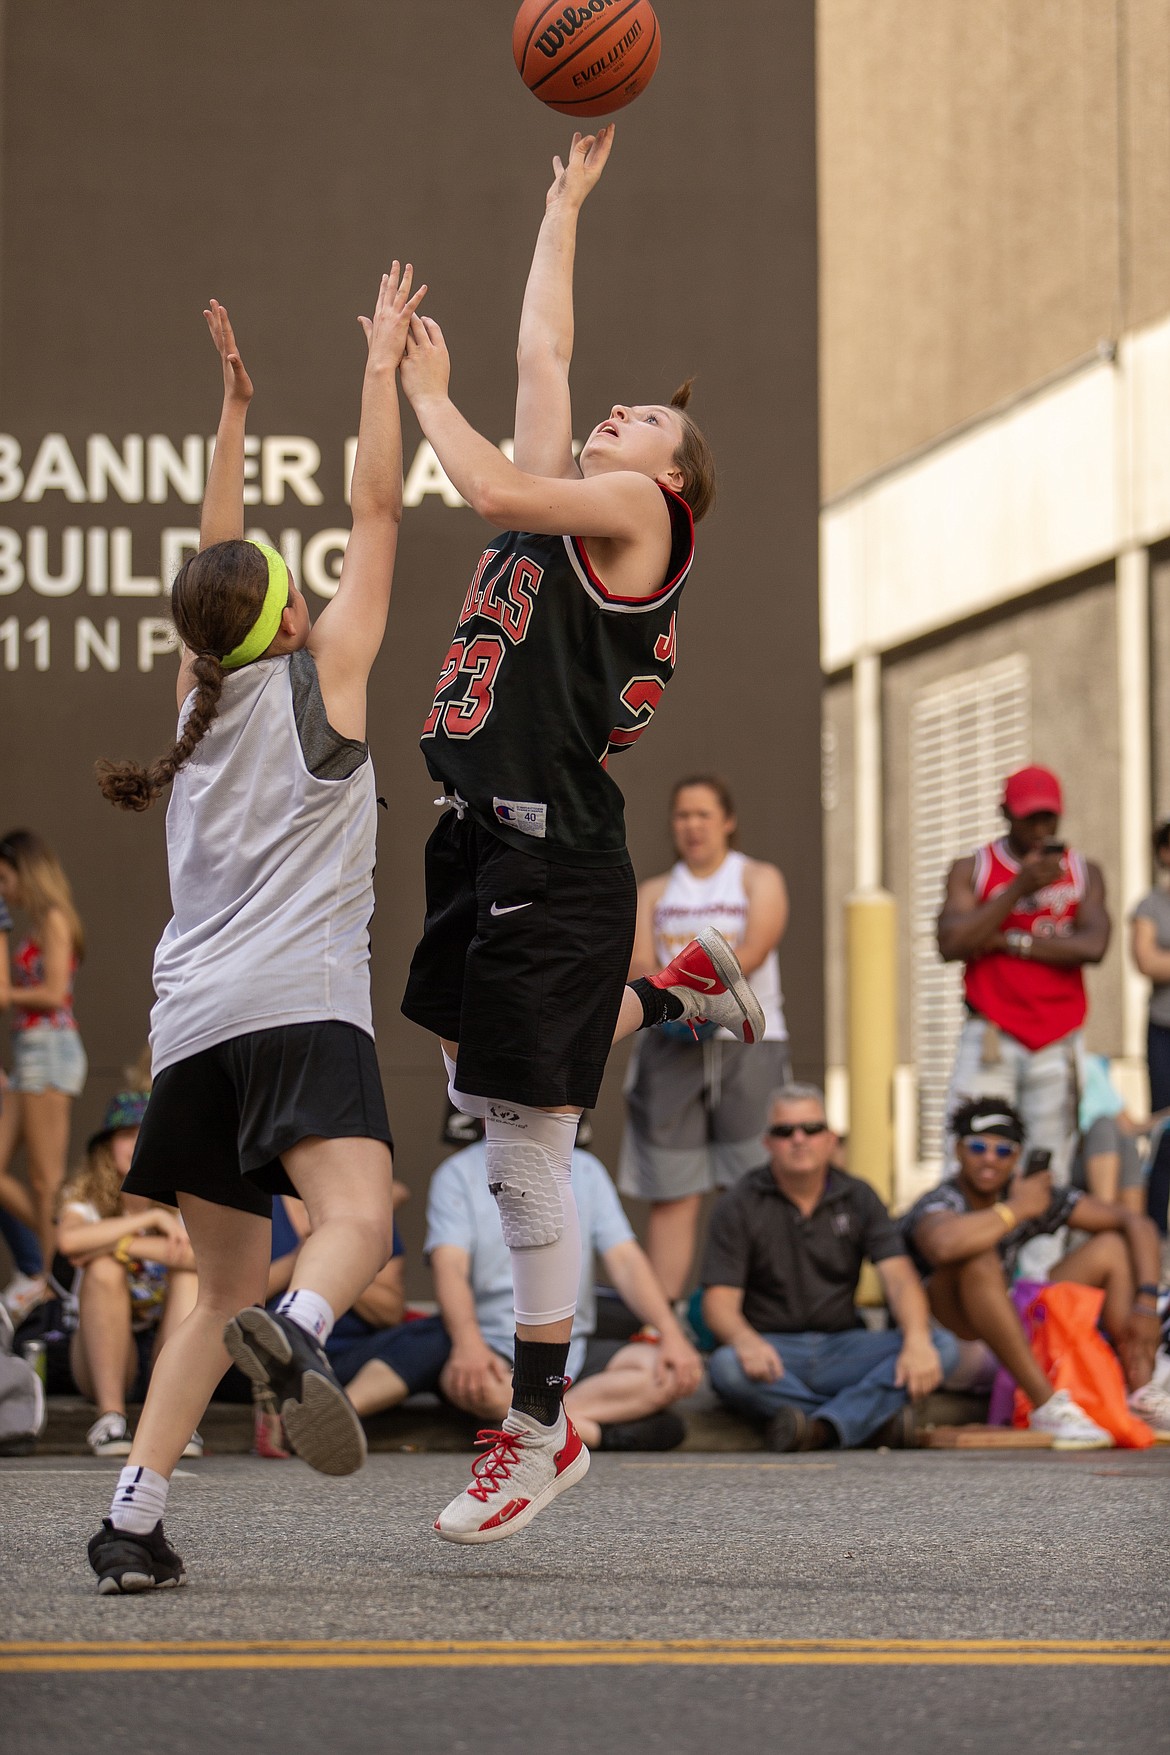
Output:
[652, 850, 786, 1041]
[150, 654, 378, 1073]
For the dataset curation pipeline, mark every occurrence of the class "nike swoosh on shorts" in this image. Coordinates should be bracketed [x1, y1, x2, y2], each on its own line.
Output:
[490, 902, 532, 916]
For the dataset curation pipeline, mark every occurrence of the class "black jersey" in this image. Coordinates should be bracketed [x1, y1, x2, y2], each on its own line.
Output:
[421, 485, 694, 866]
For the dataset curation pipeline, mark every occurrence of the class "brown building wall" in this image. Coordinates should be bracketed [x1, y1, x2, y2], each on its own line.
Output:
[0, 1, 822, 1291]
[818, 0, 1170, 500]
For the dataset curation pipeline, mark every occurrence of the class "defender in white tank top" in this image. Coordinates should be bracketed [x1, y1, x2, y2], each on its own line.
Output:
[151, 653, 377, 1073]
[652, 851, 786, 1043]
[84, 270, 426, 1592]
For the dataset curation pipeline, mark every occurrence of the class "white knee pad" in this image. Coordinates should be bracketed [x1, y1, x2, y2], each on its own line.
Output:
[483, 1103, 578, 1249]
[442, 1048, 490, 1120]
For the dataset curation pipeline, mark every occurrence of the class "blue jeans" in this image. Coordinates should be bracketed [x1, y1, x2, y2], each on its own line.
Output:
[0, 1209, 42, 1276]
[708, 1326, 960, 1449]
[1147, 1021, 1170, 1113]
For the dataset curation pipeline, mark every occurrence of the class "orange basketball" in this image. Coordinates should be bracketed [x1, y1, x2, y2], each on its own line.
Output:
[513, 0, 661, 117]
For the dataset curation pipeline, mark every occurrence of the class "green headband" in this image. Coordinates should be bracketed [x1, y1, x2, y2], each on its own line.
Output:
[221, 542, 291, 671]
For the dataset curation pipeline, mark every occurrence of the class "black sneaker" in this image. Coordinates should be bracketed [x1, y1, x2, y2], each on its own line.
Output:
[87, 1519, 186, 1595]
[764, 1406, 811, 1453]
[598, 1411, 687, 1452]
[222, 1306, 366, 1476]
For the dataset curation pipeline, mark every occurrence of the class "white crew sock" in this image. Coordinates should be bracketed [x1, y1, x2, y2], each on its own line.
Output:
[109, 1464, 169, 1535]
[276, 1288, 335, 1346]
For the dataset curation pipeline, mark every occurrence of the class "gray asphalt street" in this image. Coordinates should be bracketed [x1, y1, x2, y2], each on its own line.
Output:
[3, 1449, 1168, 1754]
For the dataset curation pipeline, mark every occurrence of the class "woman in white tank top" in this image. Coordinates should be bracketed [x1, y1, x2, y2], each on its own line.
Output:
[83, 267, 427, 1597]
[619, 776, 791, 1301]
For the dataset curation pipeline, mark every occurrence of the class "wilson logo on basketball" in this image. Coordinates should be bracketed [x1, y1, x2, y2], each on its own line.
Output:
[534, 1, 622, 58]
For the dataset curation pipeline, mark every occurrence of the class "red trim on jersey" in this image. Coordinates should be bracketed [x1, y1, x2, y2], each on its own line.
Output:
[569, 486, 695, 607]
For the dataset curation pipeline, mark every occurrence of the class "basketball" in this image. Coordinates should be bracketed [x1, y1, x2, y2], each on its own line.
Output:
[512, 0, 661, 117]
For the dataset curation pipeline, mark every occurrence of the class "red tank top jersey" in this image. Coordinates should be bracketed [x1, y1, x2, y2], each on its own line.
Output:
[962, 839, 1088, 1050]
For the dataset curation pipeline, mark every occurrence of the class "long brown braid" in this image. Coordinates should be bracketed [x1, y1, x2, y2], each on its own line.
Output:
[95, 541, 271, 811]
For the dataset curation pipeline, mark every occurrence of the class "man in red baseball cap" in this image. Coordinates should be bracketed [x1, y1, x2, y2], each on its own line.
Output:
[935, 765, 1110, 1215]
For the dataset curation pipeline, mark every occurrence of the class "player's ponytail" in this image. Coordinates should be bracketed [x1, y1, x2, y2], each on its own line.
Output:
[95, 540, 270, 812]
[668, 378, 716, 523]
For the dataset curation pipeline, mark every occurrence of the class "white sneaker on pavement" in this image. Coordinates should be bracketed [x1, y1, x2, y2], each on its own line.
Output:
[1028, 1388, 1113, 1450]
[1127, 1378, 1170, 1442]
[86, 1412, 133, 1457]
[2, 1273, 47, 1324]
[434, 1407, 590, 1544]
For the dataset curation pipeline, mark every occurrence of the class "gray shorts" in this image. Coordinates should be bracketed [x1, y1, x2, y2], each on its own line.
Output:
[1070, 1117, 1145, 1191]
[10, 1025, 88, 1097]
[618, 1031, 791, 1202]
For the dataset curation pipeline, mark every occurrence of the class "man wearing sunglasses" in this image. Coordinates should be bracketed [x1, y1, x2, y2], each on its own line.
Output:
[701, 1085, 957, 1451]
[903, 1097, 1168, 1445]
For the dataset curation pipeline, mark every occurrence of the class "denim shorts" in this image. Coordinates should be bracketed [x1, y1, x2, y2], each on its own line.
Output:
[10, 1025, 88, 1097]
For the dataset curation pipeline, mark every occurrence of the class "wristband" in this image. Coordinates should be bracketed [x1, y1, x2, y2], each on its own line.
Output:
[1136, 1283, 1160, 1300]
[993, 1202, 1015, 1230]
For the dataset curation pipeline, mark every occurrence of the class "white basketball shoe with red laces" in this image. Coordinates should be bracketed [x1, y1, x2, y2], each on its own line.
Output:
[647, 926, 766, 1044]
[433, 1408, 590, 1544]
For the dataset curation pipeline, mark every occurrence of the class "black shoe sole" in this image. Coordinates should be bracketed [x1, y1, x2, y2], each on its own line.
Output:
[223, 1307, 367, 1477]
[96, 1569, 186, 1595]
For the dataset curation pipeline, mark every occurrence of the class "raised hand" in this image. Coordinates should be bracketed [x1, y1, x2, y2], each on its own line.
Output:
[203, 299, 253, 405]
[400, 313, 451, 408]
[546, 124, 615, 211]
[357, 261, 427, 372]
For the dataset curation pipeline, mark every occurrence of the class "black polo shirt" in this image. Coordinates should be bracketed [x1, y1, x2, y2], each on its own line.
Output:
[700, 1165, 908, 1335]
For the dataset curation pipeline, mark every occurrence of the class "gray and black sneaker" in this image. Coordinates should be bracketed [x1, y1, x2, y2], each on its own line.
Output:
[87, 1519, 186, 1595]
[222, 1307, 366, 1476]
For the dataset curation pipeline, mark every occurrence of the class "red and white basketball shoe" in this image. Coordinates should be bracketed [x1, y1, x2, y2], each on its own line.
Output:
[433, 1408, 590, 1544]
[647, 926, 766, 1044]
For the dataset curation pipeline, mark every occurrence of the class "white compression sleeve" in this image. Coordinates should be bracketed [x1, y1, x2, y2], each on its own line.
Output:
[443, 1047, 490, 1119]
[483, 1104, 581, 1329]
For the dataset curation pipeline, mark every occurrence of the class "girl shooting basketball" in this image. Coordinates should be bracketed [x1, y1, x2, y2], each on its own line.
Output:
[399, 127, 763, 1543]
[85, 263, 425, 1593]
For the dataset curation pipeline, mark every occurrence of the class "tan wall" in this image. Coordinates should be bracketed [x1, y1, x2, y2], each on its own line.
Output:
[1152, 546, 1170, 821]
[819, 0, 1170, 499]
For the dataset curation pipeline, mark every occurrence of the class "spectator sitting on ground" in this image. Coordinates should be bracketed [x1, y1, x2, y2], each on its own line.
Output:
[902, 1096, 1169, 1444]
[56, 1092, 199, 1458]
[427, 1135, 703, 1450]
[702, 1084, 956, 1452]
[256, 1187, 450, 1435]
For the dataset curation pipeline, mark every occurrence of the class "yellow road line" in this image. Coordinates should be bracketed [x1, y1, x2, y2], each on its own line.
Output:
[2, 1638, 1167, 1674]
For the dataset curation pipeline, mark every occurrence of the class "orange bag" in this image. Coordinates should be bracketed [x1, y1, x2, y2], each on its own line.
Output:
[1011, 1281, 1155, 1449]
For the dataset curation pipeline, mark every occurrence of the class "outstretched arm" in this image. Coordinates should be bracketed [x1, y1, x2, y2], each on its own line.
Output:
[200, 300, 253, 551]
[402, 313, 667, 548]
[309, 262, 426, 736]
[514, 126, 614, 479]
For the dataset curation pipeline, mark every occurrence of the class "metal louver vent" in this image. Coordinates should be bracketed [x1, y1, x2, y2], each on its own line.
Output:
[909, 655, 1030, 1167]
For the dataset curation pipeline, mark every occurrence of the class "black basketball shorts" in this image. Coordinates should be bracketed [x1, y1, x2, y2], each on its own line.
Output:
[123, 1021, 393, 1218]
[401, 809, 637, 1110]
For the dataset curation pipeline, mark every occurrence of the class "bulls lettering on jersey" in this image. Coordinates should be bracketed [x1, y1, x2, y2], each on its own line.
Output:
[421, 486, 694, 866]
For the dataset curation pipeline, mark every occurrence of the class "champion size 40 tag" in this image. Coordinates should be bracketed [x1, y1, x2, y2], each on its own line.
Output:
[493, 798, 547, 839]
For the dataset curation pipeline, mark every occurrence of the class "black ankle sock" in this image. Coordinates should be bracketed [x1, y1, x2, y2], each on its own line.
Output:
[628, 977, 685, 1029]
[511, 1337, 570, 1426]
